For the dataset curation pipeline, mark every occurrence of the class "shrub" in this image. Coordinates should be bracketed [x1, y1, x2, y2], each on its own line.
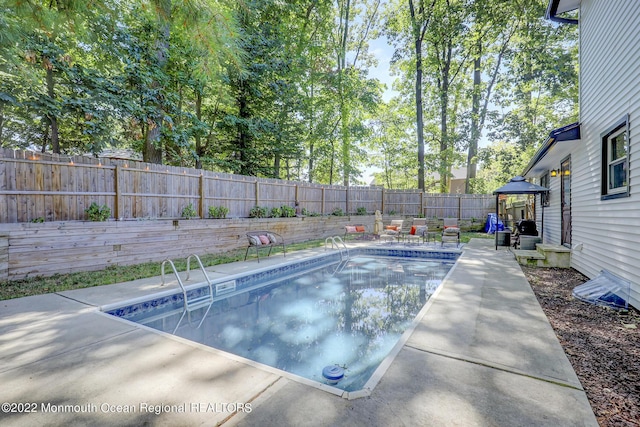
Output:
[355, 207, 367, 215]
[85, 202, 111, 222]
[249, 206, 268, 218]
[281, 205, 296, 217]
[181, 203, 198, 219]
[301, 208, 320, 217]
[208, 205, 229, 219]
[331, 207, 344, 216]
[270, 207, 282, 218]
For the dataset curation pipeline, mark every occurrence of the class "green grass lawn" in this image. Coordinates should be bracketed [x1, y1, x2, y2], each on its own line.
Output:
[0, 232, 492, 301]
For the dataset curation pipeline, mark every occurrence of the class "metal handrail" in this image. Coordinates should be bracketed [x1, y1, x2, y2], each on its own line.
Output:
[161, 256, 213, 311]
[185, 254, 213, 287]
[324, 236, 349, 261]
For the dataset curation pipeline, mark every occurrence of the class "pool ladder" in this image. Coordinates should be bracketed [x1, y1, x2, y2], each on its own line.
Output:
[325, 236, 350, 274]
[325, 236, 350, 261]
[161, 254, 214, 312]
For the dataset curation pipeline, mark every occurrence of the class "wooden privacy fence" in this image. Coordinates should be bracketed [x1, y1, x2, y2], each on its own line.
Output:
[0, 148, 495, 223]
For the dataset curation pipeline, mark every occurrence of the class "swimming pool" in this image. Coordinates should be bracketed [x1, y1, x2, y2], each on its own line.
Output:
[105, 247, 459, 397]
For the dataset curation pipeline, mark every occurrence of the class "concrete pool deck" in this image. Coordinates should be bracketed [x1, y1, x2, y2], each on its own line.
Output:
[0, 239, 597, 426]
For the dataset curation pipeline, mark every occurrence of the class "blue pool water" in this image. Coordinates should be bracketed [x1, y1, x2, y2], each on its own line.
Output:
[107, 252, 456, 392]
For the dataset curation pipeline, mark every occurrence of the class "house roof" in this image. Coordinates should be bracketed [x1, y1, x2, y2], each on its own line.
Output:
[523, 122, 581, 178]
[546, 0, 580, 24]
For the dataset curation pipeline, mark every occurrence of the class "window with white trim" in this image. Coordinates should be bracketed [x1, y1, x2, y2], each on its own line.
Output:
[601, 115, 630, 199]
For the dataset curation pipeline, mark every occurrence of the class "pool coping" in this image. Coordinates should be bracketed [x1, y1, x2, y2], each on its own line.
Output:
[0, 239, 598, 426]
[100, 246, 462, 399]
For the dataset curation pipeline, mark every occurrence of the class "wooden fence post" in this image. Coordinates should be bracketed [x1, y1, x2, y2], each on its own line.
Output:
[381, 188, 385, 214]
[199, 173, 206, 218]
[0, 235, 7, 282]
[346, 186, 350, 215]
[114, 165, 122, 220]
[255, 180, 260, 207]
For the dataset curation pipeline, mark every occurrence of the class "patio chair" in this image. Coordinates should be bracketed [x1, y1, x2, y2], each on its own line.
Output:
[441, 218, 460, 247]
[405, 218, 428, 244]
[380, 219, 404, 242]
[344, 224, 368, 240]
[244, 230, 286, 262]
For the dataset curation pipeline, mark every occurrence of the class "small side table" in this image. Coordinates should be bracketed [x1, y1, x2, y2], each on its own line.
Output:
[424, 231, 438, 243]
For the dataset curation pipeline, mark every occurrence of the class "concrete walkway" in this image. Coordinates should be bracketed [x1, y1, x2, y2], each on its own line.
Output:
[0, 239, 597, 426]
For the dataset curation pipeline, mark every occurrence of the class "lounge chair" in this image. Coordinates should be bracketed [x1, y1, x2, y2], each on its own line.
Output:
[344, 224, 368, 240]
[380, 219, 404, 242]
[441, 218, 460, 247]
[405, 218, 428, 244]
[245, 230, 286, 262]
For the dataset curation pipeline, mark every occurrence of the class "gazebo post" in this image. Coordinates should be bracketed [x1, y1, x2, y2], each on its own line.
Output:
[495, 194, 499, 250]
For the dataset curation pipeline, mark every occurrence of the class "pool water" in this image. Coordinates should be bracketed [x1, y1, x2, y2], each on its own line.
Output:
[108, 255, 454, 392]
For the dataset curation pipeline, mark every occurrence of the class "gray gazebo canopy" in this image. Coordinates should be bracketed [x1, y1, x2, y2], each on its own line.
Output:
[492, 176, 549, 250]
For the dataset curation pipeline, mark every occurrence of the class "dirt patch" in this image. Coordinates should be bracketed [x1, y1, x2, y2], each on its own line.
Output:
[522, 267, 640, 427]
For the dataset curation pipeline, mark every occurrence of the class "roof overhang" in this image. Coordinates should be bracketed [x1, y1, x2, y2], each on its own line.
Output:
[546, 0, 580, 24]
[523, 122, 581, 178]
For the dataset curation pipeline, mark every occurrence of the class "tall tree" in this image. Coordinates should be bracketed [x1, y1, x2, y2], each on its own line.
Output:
[464, 0, 519, 193]
[407, 0, 436, 190]
[334, 0, 382, 186]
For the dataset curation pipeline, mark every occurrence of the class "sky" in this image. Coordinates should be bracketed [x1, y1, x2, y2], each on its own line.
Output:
[361, 35, 492, 185]
[360, 36, 396, 184]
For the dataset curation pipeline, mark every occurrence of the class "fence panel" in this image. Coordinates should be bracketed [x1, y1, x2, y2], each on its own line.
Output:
[323, 186, 348, 215]
[0, 148, 495, 223]
[385, 190, 422, 216]
[349, 186, 383, 214]
[297, 184, 324, 215]
[206, 174, 255, 218]
[424, 194, 460, 219]
[460, 195, 496, 220]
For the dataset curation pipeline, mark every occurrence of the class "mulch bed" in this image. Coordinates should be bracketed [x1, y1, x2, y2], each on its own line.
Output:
[522, 267, 640, 427]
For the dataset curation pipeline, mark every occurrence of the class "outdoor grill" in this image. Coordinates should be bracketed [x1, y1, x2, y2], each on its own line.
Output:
[515, 219, 538, 236]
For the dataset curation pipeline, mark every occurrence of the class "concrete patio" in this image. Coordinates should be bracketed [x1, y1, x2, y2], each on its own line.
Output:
[0, 239, 597, 426]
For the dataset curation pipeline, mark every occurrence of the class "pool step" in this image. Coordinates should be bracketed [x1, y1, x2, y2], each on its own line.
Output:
[514, 244, 571, 268]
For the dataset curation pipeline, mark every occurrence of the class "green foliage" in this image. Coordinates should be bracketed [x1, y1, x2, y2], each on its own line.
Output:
[249, 206, 268, 218]
[0, 0, 577, 195]
[30, 217, 45, 223]
[181, 204, 197, 219]
[281, 205, 296, 218]
[301, 208, 320, 217]
[355, 207, 367, 215]
[85, 203, 110, 221]
[208, 206, 229, 219]
[269, 207, 282, 218]
[331, 207, 344, 216]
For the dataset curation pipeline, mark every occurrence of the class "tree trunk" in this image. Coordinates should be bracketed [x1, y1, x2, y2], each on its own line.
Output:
[466, 41, 482, 193]
[195, 90, 203, 169]
[143, 0, 170, 164]
[409, 0, 435, 191]
[412, 13, 425, 191]
[339, 0, 351, 187]
[237, 82, 251, 175]
[439, 42, 452, 193]
[45, 67, 60, 154]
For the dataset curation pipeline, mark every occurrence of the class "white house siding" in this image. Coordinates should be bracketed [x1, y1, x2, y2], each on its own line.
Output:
[570, 0, 640, 308]
[537, 176, 562, 244]
[536, 176, 562, 245]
